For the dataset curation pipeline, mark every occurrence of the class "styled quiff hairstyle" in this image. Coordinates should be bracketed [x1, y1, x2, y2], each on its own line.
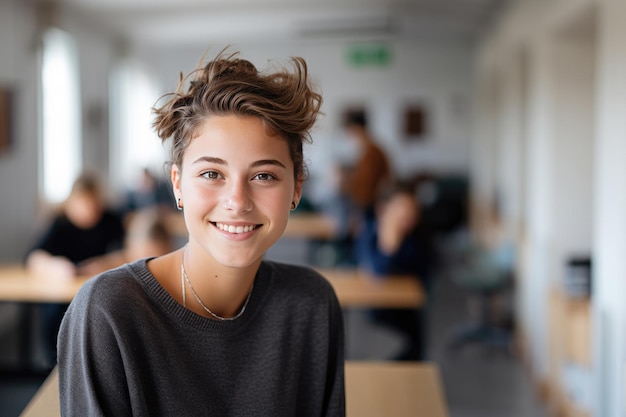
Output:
[152, 50, 322, 181]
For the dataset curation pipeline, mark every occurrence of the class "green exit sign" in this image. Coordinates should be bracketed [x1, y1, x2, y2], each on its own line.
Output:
[347, 44, 392, 67]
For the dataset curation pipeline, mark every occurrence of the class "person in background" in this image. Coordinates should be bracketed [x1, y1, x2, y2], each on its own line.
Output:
[25, 171, 126, 368]
[120, 167, 176, 215]
[123, 208, 174, 262]
[355, 182, 433, 360]
[342, 107, 391, 222]
[26, 171, 126, 278]
[57, 49, 345, 416]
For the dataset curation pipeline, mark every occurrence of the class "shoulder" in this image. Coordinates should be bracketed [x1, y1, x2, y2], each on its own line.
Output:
[261, 261, 339, 308]
[264, 261, 332, 291]
[72, 262, 145, 313]
[260, 261, 342, 320]
[48, 215, 73, 231]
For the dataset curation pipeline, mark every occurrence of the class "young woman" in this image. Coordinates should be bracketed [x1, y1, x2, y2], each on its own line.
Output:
[57, 51, 345, 416]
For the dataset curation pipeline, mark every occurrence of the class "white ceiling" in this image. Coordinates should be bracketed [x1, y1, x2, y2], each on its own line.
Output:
[57, 0, 510, 46]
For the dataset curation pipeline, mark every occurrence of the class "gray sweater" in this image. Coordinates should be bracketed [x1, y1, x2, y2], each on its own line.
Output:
[58, 258, 345, 416]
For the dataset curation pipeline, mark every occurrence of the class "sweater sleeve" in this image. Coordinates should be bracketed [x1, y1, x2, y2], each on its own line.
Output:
[322, 284, 346, 417]
[57, 278, 133, 417]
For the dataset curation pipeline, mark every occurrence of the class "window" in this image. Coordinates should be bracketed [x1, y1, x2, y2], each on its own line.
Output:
[40, 28, 81, 203]
[109, 59, 166, 190]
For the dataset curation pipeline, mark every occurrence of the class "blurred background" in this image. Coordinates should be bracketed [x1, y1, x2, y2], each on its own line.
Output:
[1, 0, 623, 416]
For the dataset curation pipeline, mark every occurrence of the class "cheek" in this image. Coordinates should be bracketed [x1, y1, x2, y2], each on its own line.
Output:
[258, 189, 292, 211]
[181, 183, 218, 211]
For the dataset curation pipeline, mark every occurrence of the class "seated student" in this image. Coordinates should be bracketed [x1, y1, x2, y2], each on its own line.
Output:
[123, 208, 175, 261]
[354, 182, 433, 360]
[26, 171, 126, 278]
[25, 171, 126, 368]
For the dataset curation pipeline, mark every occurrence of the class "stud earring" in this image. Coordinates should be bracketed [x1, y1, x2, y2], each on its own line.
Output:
[176, 198, 183, 211]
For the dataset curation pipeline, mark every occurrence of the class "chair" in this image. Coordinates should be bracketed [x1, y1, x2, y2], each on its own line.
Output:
[447, 241, 515, 353]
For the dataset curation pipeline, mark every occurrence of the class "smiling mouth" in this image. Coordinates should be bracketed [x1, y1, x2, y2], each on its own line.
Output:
[213, 222, 261, 234]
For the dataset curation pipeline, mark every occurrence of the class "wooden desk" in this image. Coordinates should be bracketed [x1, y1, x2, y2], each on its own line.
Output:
[22, 362, 448, 417]
[20, 367, 59, 417]
[317, 268, 425, 309]
[0, 265, 88, 304]
[346, 361, 449, 417]
[284, 213, 337, 240]
[0, 265, 424, 309]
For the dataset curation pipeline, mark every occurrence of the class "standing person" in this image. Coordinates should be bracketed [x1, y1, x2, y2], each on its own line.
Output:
[58, 50, 345, 416]
[342, 108, 391, 221]
[25, 171, 125, 368]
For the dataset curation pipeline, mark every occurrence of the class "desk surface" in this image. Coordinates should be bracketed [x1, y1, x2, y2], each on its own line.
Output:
[284, 212, 337, 239]
[0, 265, 424, 308]
[318, 268, 425, 308]
[0, 266, 88, 303]
[346, 361, 449, 417]
[22, 362, 448, 417]
[20, 367, 59, 417]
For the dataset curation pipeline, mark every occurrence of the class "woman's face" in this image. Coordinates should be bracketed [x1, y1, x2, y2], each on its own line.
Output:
[172, 115, 302, 269]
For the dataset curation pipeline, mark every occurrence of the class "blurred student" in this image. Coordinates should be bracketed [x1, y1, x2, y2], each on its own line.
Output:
[25, 171, 125, 368]
[120, 167, 176, 215]
[123, 208, 174, 262]
[57, 49, 345, 416]
[355, 182, 433, 360]
[26, 172, 126, 278]
[342, 108, 391, 221]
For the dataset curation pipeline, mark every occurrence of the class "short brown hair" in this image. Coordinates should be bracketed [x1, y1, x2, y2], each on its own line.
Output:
[152, 49, 322, 181]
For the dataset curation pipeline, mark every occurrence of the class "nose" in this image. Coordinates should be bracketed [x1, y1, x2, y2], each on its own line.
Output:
[224, 178, 254, 213]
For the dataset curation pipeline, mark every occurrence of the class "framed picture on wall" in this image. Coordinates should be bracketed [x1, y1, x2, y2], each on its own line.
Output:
[0, 87, 13, 155]
[404, 103, 427, 141]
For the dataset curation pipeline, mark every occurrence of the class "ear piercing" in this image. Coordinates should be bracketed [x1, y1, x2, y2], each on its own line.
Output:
[291, 201, 297, 211]
[177, 198, 183, 211]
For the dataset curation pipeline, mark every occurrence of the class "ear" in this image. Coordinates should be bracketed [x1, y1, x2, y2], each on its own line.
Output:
[292, 179, 303, 208]
[171, 164, 182, 200]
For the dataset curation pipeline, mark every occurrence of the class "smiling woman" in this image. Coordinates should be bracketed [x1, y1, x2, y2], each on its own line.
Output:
[57, 49, 345, 417]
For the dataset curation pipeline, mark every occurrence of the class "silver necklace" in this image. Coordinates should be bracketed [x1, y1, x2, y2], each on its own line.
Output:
[180, 251, 253, 321]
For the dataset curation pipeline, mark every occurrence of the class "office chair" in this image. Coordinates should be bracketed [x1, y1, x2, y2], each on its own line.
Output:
[447, 241, 515, 353]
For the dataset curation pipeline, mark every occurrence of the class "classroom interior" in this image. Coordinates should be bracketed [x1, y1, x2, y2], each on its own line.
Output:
[1, 0, 623, 416]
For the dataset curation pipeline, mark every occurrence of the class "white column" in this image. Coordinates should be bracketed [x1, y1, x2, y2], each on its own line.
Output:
[523, 35, 557, 383]
[593, 2, 626, 415]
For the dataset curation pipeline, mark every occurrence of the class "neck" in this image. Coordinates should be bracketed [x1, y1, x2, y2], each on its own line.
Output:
[181, 244, 260, 319]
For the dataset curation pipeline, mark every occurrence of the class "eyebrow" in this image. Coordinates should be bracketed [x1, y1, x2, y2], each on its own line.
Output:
[192, 156, 287, 169]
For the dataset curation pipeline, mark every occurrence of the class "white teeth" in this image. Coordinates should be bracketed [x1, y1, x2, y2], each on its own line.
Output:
[216, 223, 256, 234]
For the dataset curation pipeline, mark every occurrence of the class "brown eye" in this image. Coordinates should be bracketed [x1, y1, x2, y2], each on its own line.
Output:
[253, 173, 276, 182]
[201, 171, 221, 179]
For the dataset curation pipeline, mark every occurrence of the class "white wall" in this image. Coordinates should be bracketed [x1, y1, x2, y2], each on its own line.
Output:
[0, 0, 41, 261]
[593, 1, 626, 415]
[475, 1, 626, 416]
[473, 1, 596, 396]
[0, 2, 117, 261]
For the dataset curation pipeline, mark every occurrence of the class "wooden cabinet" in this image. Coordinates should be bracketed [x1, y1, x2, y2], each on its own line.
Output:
[547, 288, 592, 417]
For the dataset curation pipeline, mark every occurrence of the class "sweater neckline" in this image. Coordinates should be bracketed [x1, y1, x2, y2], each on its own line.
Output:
[127, 258, 273, 333]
